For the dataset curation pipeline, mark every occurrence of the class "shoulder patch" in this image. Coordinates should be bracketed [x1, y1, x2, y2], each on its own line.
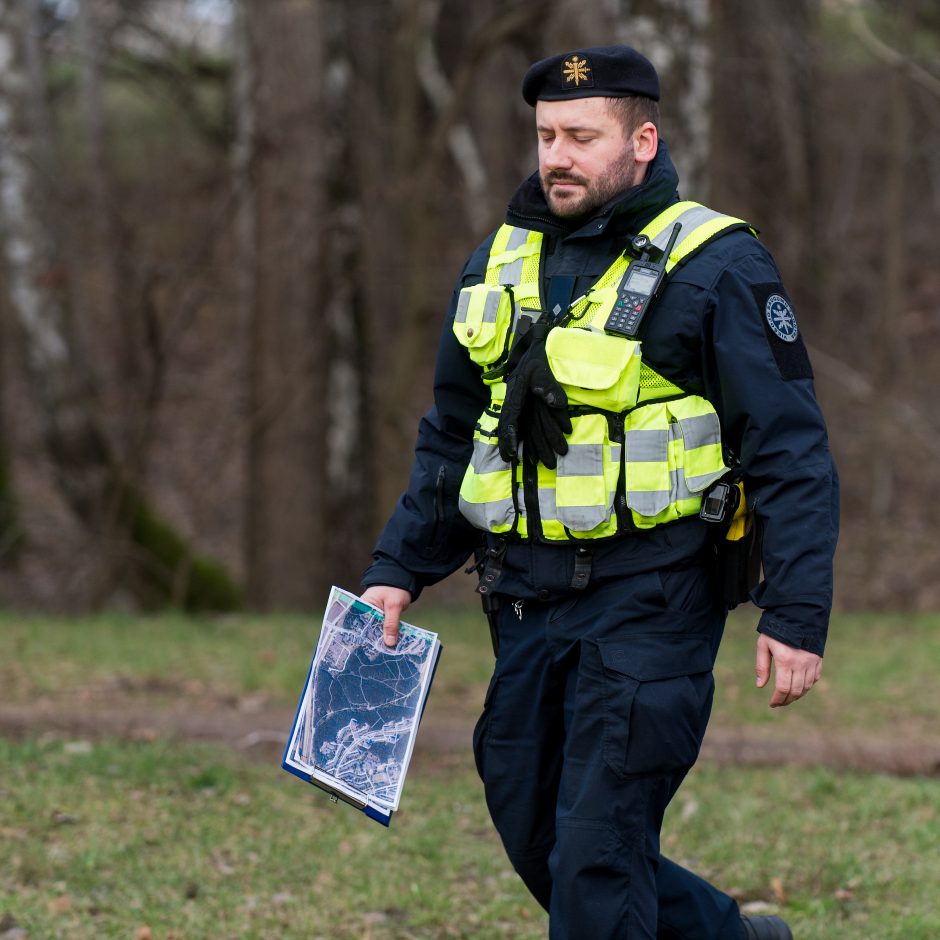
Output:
[750, 283, 813, 381]
[765, 293, 798, 342]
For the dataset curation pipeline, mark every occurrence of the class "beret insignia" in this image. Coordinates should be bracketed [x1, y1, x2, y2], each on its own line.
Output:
[562, 56, 593, 88]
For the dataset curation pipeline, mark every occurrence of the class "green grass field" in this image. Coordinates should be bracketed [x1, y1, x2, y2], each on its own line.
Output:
[1, 606, 938, 939]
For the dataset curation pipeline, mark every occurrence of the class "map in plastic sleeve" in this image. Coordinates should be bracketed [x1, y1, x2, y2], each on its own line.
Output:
[282, 586, 442, 826]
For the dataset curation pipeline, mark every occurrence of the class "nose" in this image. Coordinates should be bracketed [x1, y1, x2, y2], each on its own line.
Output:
[541, 138, 573, 171]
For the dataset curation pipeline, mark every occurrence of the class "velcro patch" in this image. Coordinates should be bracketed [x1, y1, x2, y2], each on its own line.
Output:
[750, 283, 813, 381]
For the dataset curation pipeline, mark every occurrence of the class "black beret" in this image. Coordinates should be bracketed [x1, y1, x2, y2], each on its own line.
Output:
[522, 45, 660, 106]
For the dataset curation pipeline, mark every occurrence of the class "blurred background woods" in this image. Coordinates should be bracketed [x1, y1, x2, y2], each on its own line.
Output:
[0, 0, 937, 614]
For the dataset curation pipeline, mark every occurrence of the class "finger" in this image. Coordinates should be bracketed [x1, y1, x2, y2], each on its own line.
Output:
[498, 424, 519, 462]
[786, 671, 807, 704]
[529, 421, 557, 469]
[755, 637, 772, 689]
[383, 605, 402, 647]
[537, 407, 569, 457]
[802, 663, 820, 695]
[533, 381, 567, 409]
[769, 669, 792, 708]
[530, 364, 567, 409]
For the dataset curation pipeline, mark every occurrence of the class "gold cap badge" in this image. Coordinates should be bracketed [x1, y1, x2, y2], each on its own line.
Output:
[562, 56, 591, 86]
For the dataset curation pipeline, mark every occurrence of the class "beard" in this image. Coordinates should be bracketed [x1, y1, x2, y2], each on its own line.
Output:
[541, 144, 638, 220]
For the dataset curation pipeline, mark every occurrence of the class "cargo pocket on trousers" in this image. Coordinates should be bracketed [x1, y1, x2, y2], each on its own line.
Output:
[597, 635, 715, 777]
[472, 674, 500, 782]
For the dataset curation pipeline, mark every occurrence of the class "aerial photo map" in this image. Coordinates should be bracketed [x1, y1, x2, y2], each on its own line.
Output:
[283, 587, 441, 823]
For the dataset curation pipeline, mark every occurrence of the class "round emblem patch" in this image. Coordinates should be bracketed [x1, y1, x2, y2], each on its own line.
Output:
[765, 294, 798, 342]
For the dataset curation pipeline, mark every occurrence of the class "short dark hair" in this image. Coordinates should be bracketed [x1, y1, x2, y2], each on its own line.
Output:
[606, 95, 659, 135]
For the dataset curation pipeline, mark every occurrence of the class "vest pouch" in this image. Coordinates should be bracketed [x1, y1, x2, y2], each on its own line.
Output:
[623, 402, 675, 526]
[453, 284, 513, 368]
[545, 327, 641, 411]
[665, 396, 727, 498]
[458, 405, 516, 534]
[550, 413, 619, 535]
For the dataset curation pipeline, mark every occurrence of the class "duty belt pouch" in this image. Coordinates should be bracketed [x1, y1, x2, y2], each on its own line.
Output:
[717, 521, 761, 608]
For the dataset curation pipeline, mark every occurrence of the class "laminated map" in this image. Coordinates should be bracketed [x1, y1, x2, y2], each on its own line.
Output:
[282, 586, 442, 826]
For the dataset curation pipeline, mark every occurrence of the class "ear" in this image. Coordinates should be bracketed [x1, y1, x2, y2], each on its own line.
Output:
[632, 121, 658, 165]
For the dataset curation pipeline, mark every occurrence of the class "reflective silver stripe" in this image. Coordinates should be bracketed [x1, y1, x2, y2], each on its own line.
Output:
[498, 228, 532, 286]
[685, 468, 725, 493]
[678, 413, 721, 450]
[610, 443, 622, 464]
[500, 259, 524, 286]
[627, 489, 671, 516]
[674, 468, 693, 503]
[540, 486, 612, 531]
[559, 505, 611, 529]
[458, 494, 514, 530]
[626, 428, 667, 462]
[628, 468, 715, 514]
[537, 486, 556, 518]
[482, 289, 503, 323]
[556, 443, 603, 477]
[470, 439, 510, 475]
[505, 227, 530, 251]
[454, 289, 471, 324]
[651, 204, 721, 257]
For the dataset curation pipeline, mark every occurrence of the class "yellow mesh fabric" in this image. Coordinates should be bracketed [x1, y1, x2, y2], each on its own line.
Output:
[638, 365, 675, 389]
[520, 252, 541, 283]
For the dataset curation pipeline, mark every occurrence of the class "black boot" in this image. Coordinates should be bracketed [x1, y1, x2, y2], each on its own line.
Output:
[741, 915, 794, 940]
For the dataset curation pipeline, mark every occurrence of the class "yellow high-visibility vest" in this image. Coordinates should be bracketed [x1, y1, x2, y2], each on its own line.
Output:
[453, 201, 753, 542]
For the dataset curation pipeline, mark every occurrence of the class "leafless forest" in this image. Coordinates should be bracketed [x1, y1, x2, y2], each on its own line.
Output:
[0, 0, 937, 613]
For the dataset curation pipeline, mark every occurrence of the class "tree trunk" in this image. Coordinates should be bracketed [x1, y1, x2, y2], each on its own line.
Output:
[0, 0, 239, 610]
[236, 0, 328, 608]
[603, 0, 713, 197]
[74, 0, 148, 468]
[319, 0, 374, 585]
[710, 0, 823, 314]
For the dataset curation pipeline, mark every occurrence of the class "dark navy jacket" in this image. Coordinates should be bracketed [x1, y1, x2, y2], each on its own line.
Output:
[363, 143, 839, 655]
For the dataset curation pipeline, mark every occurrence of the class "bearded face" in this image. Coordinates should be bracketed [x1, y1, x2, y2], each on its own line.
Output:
[535, 97, 649, 221]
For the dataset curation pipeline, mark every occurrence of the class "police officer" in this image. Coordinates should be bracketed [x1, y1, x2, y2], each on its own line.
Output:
[362, 45, 838, 940]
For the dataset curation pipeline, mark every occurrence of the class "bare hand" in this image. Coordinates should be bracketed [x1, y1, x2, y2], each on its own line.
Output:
[755, 634, 822, 708]
[360, 586, 412, 648]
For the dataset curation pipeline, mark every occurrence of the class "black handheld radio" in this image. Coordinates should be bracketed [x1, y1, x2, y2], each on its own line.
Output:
[603, 222, 683, 338]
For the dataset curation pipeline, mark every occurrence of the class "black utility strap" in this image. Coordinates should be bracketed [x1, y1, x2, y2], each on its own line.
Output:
[477, 543, 507, 596]
[570, 546, 593, 590]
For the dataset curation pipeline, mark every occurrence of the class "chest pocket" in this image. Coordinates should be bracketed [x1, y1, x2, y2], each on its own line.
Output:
[545, 327, 641, 412]
[453, 284, 514, 368]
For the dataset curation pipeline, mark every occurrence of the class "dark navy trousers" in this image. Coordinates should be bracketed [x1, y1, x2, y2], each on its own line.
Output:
[472, 566, 745, 940]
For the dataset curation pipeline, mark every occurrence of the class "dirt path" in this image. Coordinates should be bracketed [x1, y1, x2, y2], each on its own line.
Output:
[1, 702, 938, 777]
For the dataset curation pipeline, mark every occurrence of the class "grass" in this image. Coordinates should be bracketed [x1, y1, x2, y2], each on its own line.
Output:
[0, 604, 938, 938]
[0, 738, 937, 939]
[1, 606, 938, 738]
[0, 737, 543, 940]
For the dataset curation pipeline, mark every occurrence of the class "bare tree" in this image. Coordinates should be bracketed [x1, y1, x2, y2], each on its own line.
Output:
[588, 0, 713, 196]
[710, 0, 822, 299]
[235, 0, 329, 608]
[0, 0, 239, 609]
[74, 0, 148, 465]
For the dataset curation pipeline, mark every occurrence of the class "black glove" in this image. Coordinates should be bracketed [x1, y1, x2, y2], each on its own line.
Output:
[497, 323, 572, 469]
[523, 396, 573, 469]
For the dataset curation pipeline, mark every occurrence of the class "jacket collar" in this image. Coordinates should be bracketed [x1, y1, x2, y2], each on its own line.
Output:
[505, 139, 681, 240]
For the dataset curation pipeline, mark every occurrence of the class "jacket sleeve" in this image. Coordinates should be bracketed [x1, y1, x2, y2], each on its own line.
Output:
[360, 237, 495, 599]
[704, 242, 839, 656]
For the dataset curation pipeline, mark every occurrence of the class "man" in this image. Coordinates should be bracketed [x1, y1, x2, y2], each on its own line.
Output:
[362, 45, 838, 940]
